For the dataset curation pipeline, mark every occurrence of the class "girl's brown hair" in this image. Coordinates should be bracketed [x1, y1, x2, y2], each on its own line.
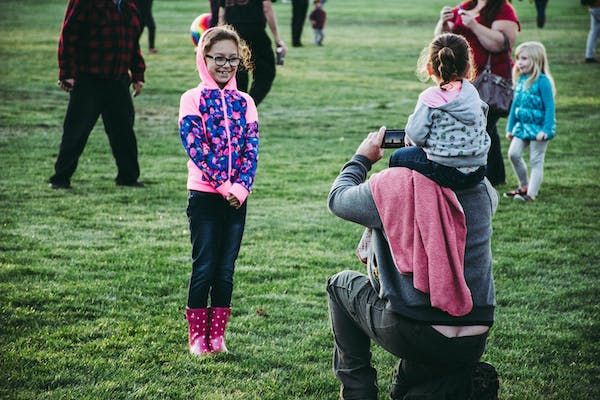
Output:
[417, 33, 475, 87]
[201, 25, 253, 71]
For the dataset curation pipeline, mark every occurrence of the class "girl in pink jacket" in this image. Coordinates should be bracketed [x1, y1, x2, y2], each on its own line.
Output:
[179, 26, 259, 356]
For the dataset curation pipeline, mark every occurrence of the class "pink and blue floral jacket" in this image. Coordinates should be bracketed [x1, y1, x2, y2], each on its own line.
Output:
[178, 40, 259, 205]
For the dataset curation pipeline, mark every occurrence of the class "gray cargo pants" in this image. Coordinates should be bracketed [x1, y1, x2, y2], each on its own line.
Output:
[326, 270, 488, 400]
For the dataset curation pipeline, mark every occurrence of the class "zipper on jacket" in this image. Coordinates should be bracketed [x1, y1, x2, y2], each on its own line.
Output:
[220, 89, 233, 179]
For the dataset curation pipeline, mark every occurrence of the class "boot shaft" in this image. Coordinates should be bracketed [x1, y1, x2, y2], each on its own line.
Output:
[209, 307, 231, 353]
[186, 307, 211, 355]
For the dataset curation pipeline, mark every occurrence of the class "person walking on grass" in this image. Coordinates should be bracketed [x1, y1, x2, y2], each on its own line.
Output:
[138, 0, 158, 54]
[218, 0, 287, 106]
[49, 0, 145, 189]
[504, 41, 556, 203]
[583, 0, 600, 63]
[178, 26, 259, 355]
[389, 33, 490, 191]
[308, 0, 326, 46]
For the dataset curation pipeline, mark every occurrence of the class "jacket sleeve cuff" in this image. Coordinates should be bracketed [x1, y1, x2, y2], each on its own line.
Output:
[229, 183, 249, 204]
[215, 181, 233, 197]
[131, 72, 144, 83]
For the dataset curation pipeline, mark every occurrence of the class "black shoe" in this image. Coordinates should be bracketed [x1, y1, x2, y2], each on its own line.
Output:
[468, 362, 499, 400]
[585, 57, 598, 63]
[48, 179, 71, 189]
[292, 42, 303, 47]
[49, 182, 72, 190]
[116, 180, 145, 188]
[536, 16, 545, 28]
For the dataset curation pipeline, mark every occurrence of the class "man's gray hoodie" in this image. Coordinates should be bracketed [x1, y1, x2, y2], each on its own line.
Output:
[405, 80, 490, 168]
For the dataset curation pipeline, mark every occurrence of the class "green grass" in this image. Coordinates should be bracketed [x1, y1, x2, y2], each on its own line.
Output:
[1, 0, 599, 399]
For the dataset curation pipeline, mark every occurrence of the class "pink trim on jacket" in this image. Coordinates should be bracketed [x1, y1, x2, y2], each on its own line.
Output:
[369, 168, 472, 317]
[419, 81, 462, 108]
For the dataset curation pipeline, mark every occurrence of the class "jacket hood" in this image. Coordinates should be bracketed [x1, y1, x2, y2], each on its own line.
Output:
[436, 80, 487, 125]
[196, 28, 237, 90]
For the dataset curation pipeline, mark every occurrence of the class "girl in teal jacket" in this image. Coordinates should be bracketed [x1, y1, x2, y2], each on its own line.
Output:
[505, 41, 556, 202]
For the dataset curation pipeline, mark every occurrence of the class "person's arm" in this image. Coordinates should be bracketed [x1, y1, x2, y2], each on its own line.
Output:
[129, 8, 145, 85]
[505, 93, 518, 139]
[327, 128, 385, 229]
[461, 10, 518, 53]
[434, 6, 455, 36]
[178, 91, 232, 196]
[230, 97, 260, 205]
[58, 0, 87, 83]
[538, 75, 556, 140]
[218, 5, 226, 25]
[404, 100, 432, 147]
[263, 0, 287, 55]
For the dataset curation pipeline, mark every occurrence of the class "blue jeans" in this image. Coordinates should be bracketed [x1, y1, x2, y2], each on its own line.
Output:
[389, 147, 485, 190]
[186, 191, 247, 308]
[326, 271, 488, 400]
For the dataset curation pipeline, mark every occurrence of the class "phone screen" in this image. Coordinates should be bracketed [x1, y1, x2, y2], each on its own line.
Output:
[381, 129, 406, 148]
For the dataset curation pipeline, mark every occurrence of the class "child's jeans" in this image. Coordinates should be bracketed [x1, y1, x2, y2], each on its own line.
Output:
[186, 190, 247, 308]
[389, 147, 485, 191]
[313, 28, 324, 45]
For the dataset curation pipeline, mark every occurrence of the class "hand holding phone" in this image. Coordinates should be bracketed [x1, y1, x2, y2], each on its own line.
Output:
[381, 129, 406, 148]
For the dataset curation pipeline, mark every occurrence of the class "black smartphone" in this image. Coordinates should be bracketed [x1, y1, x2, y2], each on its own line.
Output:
[381, 129, 406, 148]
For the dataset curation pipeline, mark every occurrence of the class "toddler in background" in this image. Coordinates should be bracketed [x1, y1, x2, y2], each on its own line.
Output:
[309, 0, 327, 46]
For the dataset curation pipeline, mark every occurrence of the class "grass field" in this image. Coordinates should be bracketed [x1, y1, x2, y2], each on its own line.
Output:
[1, 0, 599, 399]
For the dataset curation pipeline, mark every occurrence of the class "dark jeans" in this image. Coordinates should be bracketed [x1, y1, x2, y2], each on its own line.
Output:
[485, 110, 506, 186]
[291, 0, 309, 46]
[235, 28, 276, 106]
[326, 271, 488, 400]
[49, 74, 139, 186]
[535, 0, 548, 28]
[389, 147, 485, 190]
[138, 0, 156, 48]
[186, 191, 247, 308]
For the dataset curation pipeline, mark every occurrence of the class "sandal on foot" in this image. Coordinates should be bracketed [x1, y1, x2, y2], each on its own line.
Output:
[504, 187, 527, 198]
[514, 194, 534, 202]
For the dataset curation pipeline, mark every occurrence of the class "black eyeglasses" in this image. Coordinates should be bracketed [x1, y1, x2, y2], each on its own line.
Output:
[205, 54, 241, 67]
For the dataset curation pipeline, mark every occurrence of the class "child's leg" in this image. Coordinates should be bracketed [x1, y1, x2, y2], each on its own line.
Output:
[186, 191, 224, 308]
[388, 147, 435, 178]
[211, 201, 247, 307]
[527, 140, 549, 198]
[507, 138, 529, 189]
[433, 164, 486, 190]
[389, 147, 482, 189]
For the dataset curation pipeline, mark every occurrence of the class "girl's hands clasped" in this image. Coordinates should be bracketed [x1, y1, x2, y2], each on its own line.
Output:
[226, 194, 241, 209]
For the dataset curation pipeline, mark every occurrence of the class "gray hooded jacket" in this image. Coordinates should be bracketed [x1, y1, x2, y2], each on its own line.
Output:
[405, 80, 490, 168]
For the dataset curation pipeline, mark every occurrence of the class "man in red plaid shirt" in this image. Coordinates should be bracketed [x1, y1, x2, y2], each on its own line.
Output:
[49, 0, 146, 189]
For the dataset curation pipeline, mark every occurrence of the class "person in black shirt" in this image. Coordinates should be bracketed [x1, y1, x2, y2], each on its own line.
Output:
[218, 0, 287, 106]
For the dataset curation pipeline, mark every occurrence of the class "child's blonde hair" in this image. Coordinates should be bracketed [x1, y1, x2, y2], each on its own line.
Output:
[513, 41, 555, 95]
[201, 25, 253, 71]
[416, 33, 476, 86]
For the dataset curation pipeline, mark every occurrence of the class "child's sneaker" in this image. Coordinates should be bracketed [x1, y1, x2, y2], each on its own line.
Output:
[503, 187, 526, 198]
[514, 194, 534, 202]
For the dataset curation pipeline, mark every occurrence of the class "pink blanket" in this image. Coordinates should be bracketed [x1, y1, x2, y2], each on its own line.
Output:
[369, 168, 472, 316]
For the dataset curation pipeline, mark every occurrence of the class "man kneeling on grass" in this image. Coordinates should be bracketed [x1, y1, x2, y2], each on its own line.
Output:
[326, 127, 500, 399]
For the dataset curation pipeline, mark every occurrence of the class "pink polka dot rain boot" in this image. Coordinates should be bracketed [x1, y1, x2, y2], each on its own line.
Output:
[185, 307, 211, 356]
[208, 307, 232, 353]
